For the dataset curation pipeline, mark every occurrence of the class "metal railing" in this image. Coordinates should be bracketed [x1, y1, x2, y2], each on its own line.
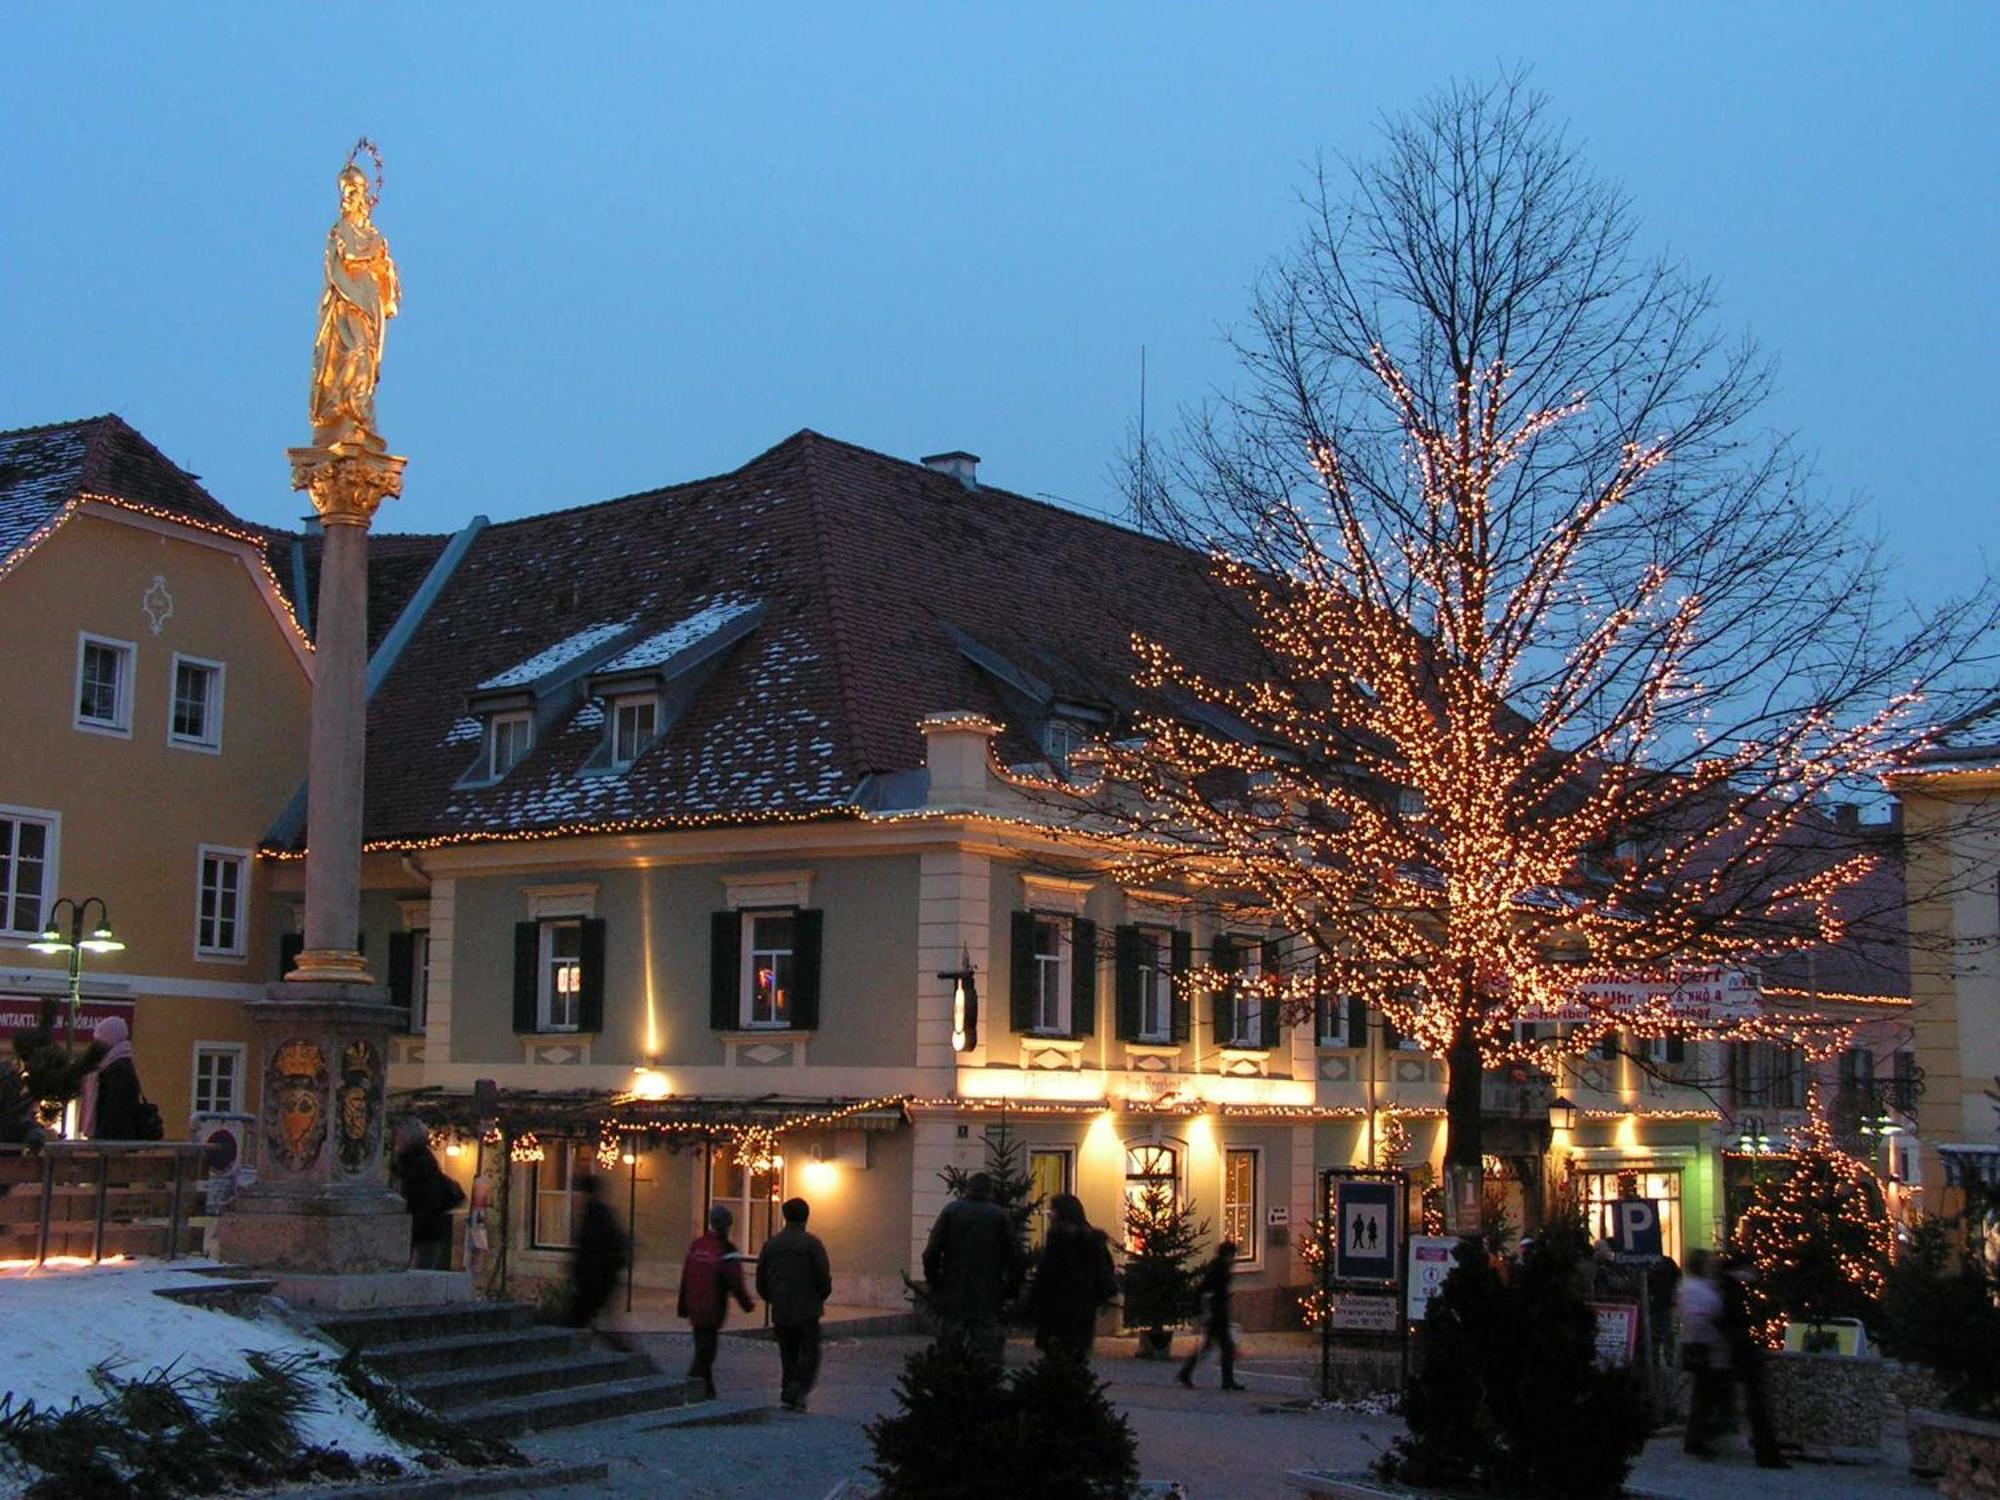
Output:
[0, 1142, 208, 1266]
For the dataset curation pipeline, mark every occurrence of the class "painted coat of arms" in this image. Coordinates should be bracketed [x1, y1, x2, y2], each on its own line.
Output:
[336, 1040, 383, 1171]
[265, 1039, 329, 1172]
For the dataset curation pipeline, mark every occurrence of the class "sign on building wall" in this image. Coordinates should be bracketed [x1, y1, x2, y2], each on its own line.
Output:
[0, 995, 135, 1041]
[1516, 966, 1759, 1024]
[1333, 1179, 1400, 1284]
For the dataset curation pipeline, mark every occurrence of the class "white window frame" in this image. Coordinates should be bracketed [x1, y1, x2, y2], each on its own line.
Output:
[75, 632, 136, 737]
[740, 908, 797, 1029]
[1135, 926, 1174, 1043]
[531, 1141, 583, 1249]
[1228, 937, 1263, 1048]
[0, 805, 59, 940]
[608, 693, 660, 770]
[1031, 912, 1071, 1035]
[539, 918, 583, 1032]
[1122, 1138, 1185, 1251]
[194, 845, 250, 960]
[1221, 1145, 1263, 1268]
[190, 1041, 246, 1116]
[486, 711, 533, 781]
[167, 653, 225, 753]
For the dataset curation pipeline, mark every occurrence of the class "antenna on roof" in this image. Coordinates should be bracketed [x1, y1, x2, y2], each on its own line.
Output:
[1132, 345, 1160, 533]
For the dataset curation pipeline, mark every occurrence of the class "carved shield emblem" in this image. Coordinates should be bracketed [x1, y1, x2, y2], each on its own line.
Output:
[336, 1040, 383, 1171]
[265, 1039, 329, 1172]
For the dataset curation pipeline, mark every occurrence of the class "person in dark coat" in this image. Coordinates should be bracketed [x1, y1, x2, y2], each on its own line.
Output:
[922, 1171, 1021, 1362]
[81, 1016, 143, 1140]
[679, 1203, 755, 1399]
[568, 1169, 628, 1333]
[756, 1197, 833, 1410]
[1028, 1193, 1118, 1362]
[1176, 1241, 1244, 1390]
[391, 1117, 462, 1269]
[1721, 1253, 1788, 1469]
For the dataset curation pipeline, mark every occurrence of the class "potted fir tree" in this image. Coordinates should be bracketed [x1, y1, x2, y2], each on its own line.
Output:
[1121, 1181, 1204, 1359]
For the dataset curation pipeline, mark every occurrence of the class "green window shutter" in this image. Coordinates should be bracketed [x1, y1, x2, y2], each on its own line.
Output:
[1346, 996, 1368, 1048]
[1380, 1009, 1401, 1051]
[791, 909, 824, 1030]
[1070, 917, 1097, 1038]
[710, 911, 741, 1030]
[578, 918, 607, 1034]
[387, 931, 415, 1015]
[1259, 941, 1282, 1045]
[1010, 911, 1037, 1033]
[1114, 925, 1143, 1041]
[1665, 1035, 1686, 1065]
[279, 931, 304, 981]
[1598, 1032, 1619, 1061]
[1170, 930, 1192, 1042]
[1211, 935, 1237, 1045]
[512, 921, 540, 1033]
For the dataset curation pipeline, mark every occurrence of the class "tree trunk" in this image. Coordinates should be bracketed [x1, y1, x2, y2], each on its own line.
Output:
[1443, 1022, 1485, 1234]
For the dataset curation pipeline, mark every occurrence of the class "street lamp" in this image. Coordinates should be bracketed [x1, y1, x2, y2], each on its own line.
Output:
[27, 897, 124, 1137]
[1547, 1095, 1578, 1133]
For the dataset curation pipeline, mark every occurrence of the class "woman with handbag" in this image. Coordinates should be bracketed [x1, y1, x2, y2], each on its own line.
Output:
[81, 1016, 151, 1140]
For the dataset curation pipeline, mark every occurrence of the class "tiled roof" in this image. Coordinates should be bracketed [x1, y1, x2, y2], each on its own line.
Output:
[350, 430, 1252, 846]
[0, 414, 242, 569]
[262, 527, 452, 654]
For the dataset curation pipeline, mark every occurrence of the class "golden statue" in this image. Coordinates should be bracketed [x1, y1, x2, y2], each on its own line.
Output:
[309, 150, 399, 450]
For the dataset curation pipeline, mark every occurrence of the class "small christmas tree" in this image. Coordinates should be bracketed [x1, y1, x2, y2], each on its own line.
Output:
[0, 1056, 42, 1148]
[11, 999, 104, 1130]
[1121, 1180, 1205, 1350]
[939, 1115, 1042, 1250]
[1729, 1108, 1894, 1347]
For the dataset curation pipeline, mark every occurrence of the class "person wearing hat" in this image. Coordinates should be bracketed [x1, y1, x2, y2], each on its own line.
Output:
[678, 1203, 756, 1399]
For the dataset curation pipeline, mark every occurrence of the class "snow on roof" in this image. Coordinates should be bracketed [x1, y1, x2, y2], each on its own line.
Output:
[594, 596, 759, 676]
[477, 617, 636, 690]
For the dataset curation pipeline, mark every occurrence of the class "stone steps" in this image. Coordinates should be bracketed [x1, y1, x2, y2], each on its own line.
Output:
[317, 1300, 702, 1438]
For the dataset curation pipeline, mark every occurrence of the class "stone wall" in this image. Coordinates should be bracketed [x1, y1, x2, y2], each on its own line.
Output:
[1765, 1351, 1885, 1458]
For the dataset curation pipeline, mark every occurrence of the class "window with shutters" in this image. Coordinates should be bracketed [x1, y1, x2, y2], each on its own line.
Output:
[1032, 914, 1069, 1034]
[1644, 1033, 1689, 1067]
[541, 920, 583, 1031]
[1226, 939, 1263, 1047]
[1134, 927, 1173, 1042]
[742, 910, 795, 1027]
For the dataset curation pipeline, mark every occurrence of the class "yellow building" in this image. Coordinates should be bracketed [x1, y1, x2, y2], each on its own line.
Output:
[0, 415, 313, 1137]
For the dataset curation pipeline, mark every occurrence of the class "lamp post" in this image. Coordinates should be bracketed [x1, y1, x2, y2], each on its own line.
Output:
[28, 897, 124, 1138]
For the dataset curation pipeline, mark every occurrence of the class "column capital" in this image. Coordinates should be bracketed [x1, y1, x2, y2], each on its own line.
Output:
[288, 443, 407, 528]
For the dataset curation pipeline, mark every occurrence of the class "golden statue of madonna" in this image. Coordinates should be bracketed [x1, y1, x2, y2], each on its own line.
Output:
[309, 145, 399, 450]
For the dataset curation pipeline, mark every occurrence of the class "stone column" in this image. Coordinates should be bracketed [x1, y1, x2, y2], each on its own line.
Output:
[215, 445, 454, 1307]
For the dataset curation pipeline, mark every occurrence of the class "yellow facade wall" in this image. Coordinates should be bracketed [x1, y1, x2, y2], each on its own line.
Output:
[0, 507, 311, 1135]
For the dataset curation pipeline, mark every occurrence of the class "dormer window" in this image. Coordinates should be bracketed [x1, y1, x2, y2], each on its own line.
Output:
[486, 711, 532, 780]
[1042, 716, 1089, 771]
[609, 694, 660, 769]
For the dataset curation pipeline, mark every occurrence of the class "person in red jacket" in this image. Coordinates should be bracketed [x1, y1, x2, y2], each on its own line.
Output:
[678, 1203, 755, 1399]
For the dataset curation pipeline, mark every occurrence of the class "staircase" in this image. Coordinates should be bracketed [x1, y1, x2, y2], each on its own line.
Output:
[318, 1301, 703, 1437]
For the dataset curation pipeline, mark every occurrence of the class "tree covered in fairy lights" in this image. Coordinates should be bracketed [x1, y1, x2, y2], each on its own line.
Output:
[1728, 1101, 1894, 1346]
[1030, 75, 1996, 1217]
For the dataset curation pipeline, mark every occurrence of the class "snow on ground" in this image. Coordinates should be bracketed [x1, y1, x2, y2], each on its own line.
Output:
[0, 1257, 410, 1487]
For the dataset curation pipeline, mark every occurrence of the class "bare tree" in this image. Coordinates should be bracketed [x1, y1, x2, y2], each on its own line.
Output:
[1060, 77, 1995, 1223]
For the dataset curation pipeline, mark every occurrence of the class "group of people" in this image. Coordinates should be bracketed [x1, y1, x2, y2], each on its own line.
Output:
[1676, 1248, 1787, 1469]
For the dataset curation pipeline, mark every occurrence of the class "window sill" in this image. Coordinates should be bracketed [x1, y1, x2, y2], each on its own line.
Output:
[1220, 1043, 1275, 1057]
[1022, 1034, 1086, 1050]
[73, 719, 133, 739]
[1125, 1040, 1179, 1054]
[718, 1027, 807, 1041]
[168, 737, 223, 756]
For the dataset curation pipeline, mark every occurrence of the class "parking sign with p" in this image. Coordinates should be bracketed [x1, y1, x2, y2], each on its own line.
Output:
[1611, 1198, 1662, 1261]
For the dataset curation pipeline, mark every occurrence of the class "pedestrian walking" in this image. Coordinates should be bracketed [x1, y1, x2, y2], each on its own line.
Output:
[1677, 1249, 1731, 1458]
[80, 1016, 151, 1140]
[921, 1171, 1021, 1362]
[756, 1197, 833, 1410]
[1028, 1193, 1118, 1362]
[464, 1176, 492, 1290]
[568, 1169, 628, 1334]
[678, 1203, 755, 1399]
[1176, 1241, 1244, 1391]
[1721, 1253, 1788, 1469]
[391, 1117, 463, 1270]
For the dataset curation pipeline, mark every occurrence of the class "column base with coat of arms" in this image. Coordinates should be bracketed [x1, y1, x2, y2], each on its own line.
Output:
[214, 983, 460, 1306]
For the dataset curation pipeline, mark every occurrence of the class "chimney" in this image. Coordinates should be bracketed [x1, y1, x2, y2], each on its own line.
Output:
[922, 450, 980, 490]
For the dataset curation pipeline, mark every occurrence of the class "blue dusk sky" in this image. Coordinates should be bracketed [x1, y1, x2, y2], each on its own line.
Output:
[2, 5, 1993, 607]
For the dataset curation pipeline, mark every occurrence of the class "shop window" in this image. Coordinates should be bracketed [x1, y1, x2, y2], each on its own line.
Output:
[532, 1141, 584, 1248]
[1123, 1140, 1182, 1251]
[1222, 1147, 1260, 1267]
[709, 1148, 785, 1255]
